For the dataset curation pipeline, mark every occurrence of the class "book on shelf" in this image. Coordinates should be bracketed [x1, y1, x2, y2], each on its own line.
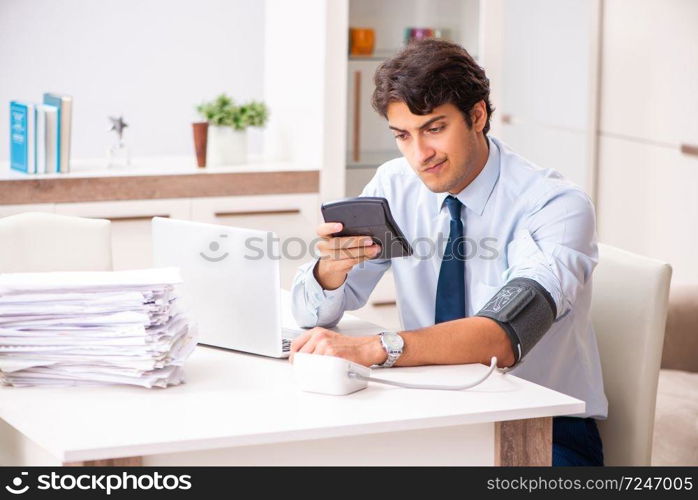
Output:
[35, 104, 45, 174]
[9, 101, 36, 174]
[36, 104, 59, 174]
[43, 92, 73, 173]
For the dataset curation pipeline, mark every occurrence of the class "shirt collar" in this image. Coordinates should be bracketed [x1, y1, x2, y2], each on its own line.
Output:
[435, 136, 500, 217]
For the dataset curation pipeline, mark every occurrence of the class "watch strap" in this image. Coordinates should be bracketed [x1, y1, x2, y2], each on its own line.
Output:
[378, 331, 403, 368]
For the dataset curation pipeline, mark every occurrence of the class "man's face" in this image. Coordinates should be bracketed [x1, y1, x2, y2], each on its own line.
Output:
[386, 101, 487, 194]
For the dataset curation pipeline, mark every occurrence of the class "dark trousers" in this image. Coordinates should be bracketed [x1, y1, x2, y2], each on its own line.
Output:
[552, 416, 604, 466]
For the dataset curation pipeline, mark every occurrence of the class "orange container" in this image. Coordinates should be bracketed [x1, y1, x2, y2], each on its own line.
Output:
[350, 28, 375, 56]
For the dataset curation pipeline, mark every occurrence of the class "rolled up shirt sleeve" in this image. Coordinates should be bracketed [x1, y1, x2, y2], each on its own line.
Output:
[502, 187, 598, 322]
[290, 258, 348, 328]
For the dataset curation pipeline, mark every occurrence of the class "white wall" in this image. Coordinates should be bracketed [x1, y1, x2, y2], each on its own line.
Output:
[478, 0, 503, 137]
[263, 0, 326, 167]
[0, 0, 266, 162]
[263, 0, 348, 200]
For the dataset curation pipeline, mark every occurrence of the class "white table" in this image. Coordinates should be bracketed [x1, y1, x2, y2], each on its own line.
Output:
[0, 313, 583, 466]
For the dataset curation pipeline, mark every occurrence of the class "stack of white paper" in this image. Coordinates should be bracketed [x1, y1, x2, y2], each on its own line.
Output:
[0, 268, 197, 388]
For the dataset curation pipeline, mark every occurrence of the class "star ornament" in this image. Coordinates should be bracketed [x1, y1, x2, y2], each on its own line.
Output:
[108, 115, 129, 140]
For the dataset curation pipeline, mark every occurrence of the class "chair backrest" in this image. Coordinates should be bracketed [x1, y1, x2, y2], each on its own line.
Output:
[0, 212, 113, 272]
[591, 243, 672, 465]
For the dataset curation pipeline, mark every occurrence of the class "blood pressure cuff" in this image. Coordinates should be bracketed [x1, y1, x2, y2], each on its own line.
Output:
[475, 277, 557, 365]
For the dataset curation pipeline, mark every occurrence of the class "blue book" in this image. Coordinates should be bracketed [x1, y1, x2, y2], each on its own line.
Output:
[10, 101, 36, 174]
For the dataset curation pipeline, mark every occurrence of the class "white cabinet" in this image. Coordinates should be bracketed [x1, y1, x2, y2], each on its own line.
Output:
[54, 199, 191, 271]
[1, 193, 320, 281]
[600, 0, 698, 146]
[596, 0, 698, 286]
[191, 194, 320, 290]
[597, 135, 698, 285]
[0, 204, 54, 217]
[18, 194, 322, 280]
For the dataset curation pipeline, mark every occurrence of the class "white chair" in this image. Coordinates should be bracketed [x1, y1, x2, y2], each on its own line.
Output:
[0, 212, 112, 272]
[591, 243, 672, 465]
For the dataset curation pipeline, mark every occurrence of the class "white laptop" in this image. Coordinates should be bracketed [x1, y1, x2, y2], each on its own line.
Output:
[152, 217, 304, 358]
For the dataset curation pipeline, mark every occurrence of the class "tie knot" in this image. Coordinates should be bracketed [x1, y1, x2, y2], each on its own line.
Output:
[444, 195, 462, 221]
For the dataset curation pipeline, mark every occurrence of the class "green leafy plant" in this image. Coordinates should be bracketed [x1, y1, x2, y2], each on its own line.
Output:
[196, 94, 269, 131]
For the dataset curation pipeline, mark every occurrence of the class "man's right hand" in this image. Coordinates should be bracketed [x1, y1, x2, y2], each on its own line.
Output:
[313, 222, 381, 290]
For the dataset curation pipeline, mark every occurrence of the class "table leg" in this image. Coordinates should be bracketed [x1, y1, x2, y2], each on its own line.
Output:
[495, 417, 552, 466]
[63, 457, 143, 466]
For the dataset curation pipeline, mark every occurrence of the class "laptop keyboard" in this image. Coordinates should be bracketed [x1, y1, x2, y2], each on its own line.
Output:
[281, 327, 303, 352]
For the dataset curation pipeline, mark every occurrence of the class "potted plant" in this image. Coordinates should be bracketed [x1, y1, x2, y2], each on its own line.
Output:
[196, 94, 269, 166]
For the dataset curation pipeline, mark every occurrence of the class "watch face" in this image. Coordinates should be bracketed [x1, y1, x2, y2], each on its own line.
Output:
[383, 333, 403, 351]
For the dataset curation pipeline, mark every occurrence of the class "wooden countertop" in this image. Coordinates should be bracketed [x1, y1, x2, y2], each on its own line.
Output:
[0, 157, 320, 205]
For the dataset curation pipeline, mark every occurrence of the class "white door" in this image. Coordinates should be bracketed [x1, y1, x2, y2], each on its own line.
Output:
[596, 135, 698, 285]
[497, 0, 597, 194]
[600, 0, 698, 147]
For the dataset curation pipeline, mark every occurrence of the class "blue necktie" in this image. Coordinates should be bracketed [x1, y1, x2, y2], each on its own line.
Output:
[435, 195, 466, 324]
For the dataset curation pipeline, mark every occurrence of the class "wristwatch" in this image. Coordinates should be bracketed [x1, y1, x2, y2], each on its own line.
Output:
[377, 331, 404, 368]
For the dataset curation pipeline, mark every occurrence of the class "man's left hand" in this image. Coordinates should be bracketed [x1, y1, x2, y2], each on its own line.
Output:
[289, 327, 387, 367]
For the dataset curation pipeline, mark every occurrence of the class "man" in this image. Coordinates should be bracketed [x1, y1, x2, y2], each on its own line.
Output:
[290, 39, 607, 466]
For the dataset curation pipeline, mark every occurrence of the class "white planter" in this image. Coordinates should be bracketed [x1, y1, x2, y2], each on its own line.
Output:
[206, 126, 247, 166]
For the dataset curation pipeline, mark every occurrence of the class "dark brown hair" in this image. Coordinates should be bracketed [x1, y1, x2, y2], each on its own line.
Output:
[372, 39, 493, 134]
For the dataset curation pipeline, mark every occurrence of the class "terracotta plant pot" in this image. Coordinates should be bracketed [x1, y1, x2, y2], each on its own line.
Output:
[192, 122, 209, 168]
